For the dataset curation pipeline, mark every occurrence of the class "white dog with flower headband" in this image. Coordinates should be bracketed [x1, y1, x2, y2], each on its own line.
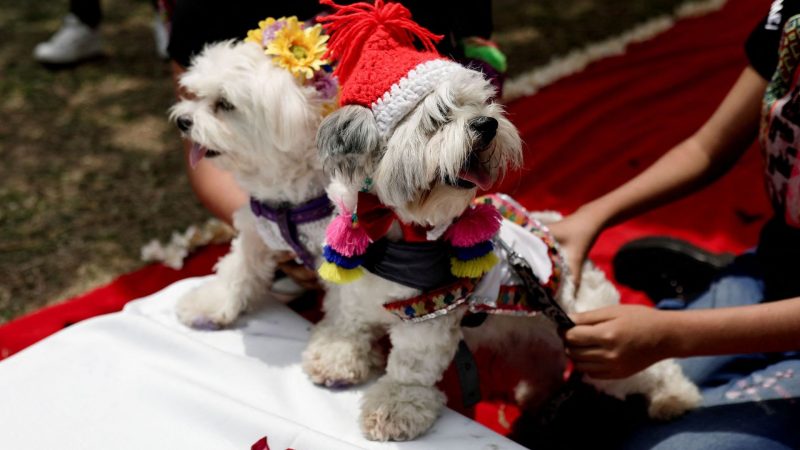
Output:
[302, 0, 700, 442]
[170, 17, 339, 329]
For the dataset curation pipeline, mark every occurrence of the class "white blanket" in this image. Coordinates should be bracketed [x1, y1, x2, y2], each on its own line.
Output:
[0, 277, 526, 450]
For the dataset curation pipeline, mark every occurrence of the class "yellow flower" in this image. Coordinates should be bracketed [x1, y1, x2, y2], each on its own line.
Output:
[245, 18, 276, 47]
[246, 16, 329, 80]
[268, 18, 329, 79]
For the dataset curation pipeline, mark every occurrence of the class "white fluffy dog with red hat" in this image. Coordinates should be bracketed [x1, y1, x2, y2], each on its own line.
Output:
[170, 17, 338, 329]
[303, 0, 700, 442]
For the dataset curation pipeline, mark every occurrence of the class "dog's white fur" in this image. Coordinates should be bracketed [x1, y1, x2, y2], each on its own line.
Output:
[305, 68, 700, 441]
[169, 40, 330, 328]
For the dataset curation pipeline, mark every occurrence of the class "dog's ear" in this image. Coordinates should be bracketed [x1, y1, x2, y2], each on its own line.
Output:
[316, 105, 382, 182]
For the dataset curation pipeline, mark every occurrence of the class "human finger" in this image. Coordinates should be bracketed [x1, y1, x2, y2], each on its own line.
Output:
[564, 346, 607, 362]
[564, 324, 605, 347]
[277, 261, 321, 289]
[570, 307, 618, 326]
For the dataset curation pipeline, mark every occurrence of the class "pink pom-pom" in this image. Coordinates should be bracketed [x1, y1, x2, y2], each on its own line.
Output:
[444, 204, 502, 247]
[326, 213, 370, 257]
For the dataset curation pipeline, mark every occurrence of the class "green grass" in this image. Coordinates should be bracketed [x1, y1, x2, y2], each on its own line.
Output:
[0, 0, 689, 323]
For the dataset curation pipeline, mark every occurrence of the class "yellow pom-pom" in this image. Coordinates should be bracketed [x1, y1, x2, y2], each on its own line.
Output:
[450, 252, 499, 278]
[318, 261, 364, 284]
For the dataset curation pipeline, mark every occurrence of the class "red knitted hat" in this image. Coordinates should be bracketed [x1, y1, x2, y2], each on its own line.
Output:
[319, 0, 468, 137]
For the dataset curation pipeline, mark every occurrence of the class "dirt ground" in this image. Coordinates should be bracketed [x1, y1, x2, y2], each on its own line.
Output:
[0, 0, 687, 323]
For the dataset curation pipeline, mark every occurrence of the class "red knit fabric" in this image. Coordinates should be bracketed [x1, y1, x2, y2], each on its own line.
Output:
[340, 28, 440, 107]
[318, 0, 443, 107]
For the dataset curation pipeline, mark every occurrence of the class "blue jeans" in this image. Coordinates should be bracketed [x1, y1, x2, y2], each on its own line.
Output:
[623, 254, 800, 450]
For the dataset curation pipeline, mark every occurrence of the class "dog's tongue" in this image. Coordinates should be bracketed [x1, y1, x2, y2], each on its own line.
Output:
[459, 165, 493, 191]
[189, 143, 208, 169]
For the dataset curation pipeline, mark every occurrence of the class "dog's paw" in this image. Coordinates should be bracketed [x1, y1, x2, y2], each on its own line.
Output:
[360, 379, 445, 441]
[175, 279, 243, 329]
[302, 336, 380, 387]
[647, 379, 702, 420]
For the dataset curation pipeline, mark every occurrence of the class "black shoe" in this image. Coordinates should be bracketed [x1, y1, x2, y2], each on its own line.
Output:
[613, 236, 735, 302]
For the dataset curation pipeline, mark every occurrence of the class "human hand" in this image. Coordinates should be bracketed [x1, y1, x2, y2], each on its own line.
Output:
[275, 253, 322, 291]
[548, 208, 603, 282]
[563, 305, 675, 379]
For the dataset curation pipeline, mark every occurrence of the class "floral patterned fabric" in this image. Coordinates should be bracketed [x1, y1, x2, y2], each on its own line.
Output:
[760, 13, 800, 227]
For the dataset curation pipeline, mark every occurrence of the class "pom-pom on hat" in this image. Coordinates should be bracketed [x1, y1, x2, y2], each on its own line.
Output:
[318, 0, 467, 137]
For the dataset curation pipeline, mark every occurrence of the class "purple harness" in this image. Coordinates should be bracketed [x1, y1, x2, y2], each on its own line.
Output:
[249, 194, 334, 269]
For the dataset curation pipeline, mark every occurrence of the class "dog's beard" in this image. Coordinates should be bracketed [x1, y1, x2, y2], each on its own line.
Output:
[442, 133, 497, 190]
[374, 75, 522, 227]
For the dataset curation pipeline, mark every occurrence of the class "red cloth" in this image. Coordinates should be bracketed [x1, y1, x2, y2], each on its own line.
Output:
[0, 244, 229, 360]
[497, 0, 772, 306]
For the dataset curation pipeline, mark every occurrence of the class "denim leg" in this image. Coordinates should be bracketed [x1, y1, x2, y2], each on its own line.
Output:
[655, 253, 769, 387]
[675, 273, 768, 387]
[623, 253, 800, 449]
[622, 359, 800, 450]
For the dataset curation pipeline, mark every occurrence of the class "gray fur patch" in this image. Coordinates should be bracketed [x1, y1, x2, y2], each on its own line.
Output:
[316, 105, 382, 182]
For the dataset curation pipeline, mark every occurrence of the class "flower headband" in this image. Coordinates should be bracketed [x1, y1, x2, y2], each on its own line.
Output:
[245, 16, 339, 104]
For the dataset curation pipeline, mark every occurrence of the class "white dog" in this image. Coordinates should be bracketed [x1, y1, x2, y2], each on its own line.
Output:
[303, 0, 700, 441]
[170, 21, 338, 329]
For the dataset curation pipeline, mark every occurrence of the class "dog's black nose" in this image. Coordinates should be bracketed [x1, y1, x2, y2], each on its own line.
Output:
[176, 115, 193, 132]
[470, 116, 498, 143]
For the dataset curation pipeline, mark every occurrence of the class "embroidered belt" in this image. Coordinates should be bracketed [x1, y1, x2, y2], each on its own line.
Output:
[383, 278, 475, 322]
[250, 194, 334, 269]
[382, 193, 573, 330]
[383, 279, 543, 323]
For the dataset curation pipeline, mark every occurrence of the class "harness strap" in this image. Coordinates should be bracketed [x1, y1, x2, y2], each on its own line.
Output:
[250, 194, 334, 269]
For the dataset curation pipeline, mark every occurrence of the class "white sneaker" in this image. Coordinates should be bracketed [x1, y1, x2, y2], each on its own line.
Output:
[152, 15, 170, 60]
[33, 14, 103, 65]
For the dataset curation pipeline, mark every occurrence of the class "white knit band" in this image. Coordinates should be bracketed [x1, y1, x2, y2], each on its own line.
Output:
[371, 59, 464, 137]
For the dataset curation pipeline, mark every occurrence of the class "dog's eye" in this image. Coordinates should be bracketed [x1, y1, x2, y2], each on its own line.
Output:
[214, 97, 235, 112]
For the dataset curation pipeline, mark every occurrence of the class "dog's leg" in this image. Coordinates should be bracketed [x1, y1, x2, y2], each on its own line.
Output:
[303, 285, 385, 387]
[465, 315, 568, 413]
[176, 207, 277, 329]
[586, 359, 701, 420]
[360, 313, 462, 441]
[569, 262, 701, 419]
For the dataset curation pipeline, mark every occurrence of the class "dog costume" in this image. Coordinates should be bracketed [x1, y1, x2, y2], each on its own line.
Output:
[315, 0, 568, 325]
[321, 189, 572, 326]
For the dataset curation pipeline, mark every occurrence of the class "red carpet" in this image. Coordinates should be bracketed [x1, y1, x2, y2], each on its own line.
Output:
[0, 244, 230, 359]
[497, 0, 772, 307]
[0, 0, 773, 434]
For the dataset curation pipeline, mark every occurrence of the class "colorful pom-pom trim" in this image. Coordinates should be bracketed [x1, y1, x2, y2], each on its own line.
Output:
[326, 212, 369, 257]
[318, 261, 364, 284]
[323, 245, 363, 269]
[450, 252, 499, 278]
[453, 240, 494, 261]
[320, 198, 373, 284]
[444, 203, 502, 248]
[322, 193, 505, 285]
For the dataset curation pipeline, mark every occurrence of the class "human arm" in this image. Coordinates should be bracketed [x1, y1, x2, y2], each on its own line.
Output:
[550, 67, 767, 278]
[564, 298, 800, 379]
